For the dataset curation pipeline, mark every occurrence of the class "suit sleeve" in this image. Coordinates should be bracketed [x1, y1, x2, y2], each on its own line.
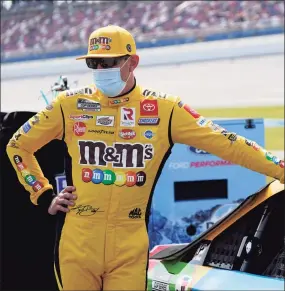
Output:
[171, 99, 284, 184]
[6, 94, 65, 205]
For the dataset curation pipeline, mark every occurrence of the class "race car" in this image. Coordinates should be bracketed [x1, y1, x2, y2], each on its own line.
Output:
[196, 203, 241, 234]
[148, 180, 285, 290]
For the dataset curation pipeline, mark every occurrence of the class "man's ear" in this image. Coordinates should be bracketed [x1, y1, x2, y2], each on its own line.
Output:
[129, 55, 139, 72]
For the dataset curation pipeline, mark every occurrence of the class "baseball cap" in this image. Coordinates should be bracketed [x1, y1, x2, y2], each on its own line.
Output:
[76, 25, 136, 60]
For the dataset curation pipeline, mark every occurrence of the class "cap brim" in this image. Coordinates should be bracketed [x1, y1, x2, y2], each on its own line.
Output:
[76, 53, 127, 60]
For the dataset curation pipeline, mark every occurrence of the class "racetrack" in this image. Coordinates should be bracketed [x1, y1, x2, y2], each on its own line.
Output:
[1, 54, 284, 113]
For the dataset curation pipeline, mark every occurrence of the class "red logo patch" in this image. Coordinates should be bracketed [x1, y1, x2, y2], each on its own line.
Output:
[125, 171, 137, 187]
[82, 168, 93, 182]
[183, 104, 200, 119]
[73, 122, 86, 136]
[279, 160, 284, 168]
[17, 162, 26, 171]
[119, 129, 136, 140]
[32, 181, 44, 192]
[252, 143, 260, 151]
[140, 100, 158, 116]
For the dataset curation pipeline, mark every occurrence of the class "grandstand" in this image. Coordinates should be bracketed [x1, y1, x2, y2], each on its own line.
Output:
[1, 1, 284, 62]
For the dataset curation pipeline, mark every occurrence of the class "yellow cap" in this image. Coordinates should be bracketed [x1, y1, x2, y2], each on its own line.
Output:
[76, 25, 136, 60]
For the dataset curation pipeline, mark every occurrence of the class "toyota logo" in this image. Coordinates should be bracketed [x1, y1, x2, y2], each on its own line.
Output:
[143, 103, 155, 112]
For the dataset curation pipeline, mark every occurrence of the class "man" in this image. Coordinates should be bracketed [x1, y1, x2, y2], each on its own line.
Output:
[6, 25, 284, 290]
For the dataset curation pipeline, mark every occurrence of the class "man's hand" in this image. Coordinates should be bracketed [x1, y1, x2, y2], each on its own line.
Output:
[48, 186, 77, 215]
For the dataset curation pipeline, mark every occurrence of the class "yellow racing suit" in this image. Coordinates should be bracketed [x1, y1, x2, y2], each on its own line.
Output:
[6, 83, 284, 290]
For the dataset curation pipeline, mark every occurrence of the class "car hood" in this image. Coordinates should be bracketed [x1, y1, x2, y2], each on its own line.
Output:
[150, 180, 284, 260]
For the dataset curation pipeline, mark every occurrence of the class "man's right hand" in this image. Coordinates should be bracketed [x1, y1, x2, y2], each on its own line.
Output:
[48, 186, 77, 215]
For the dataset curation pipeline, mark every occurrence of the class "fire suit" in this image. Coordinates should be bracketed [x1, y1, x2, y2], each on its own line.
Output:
[6, 83, 284, 290]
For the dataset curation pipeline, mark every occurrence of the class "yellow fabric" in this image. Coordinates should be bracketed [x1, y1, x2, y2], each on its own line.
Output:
[6, 83, 284, 290]
[76, 25, 136, 59]
[56, 216, 148, 290]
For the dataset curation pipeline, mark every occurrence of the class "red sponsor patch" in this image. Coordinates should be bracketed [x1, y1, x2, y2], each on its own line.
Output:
[82, 168, 93, 182]
[119, 129, 136, 140]
[32, 181, 44, 192]
[279, 160, 284, 168]
[252, 143, 260, 151]
[183, 104, 200, 119]
[16, 162, 26, 171]
[140, 100, 158, 116]
[125, 171, 137, 187]
[73, 122, 86, 136]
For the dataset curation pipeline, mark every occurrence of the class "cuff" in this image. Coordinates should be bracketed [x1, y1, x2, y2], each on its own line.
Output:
[37, 189, 56, 211]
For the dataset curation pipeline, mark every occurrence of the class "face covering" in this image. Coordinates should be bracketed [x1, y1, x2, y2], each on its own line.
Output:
[93, 58, 131, 98]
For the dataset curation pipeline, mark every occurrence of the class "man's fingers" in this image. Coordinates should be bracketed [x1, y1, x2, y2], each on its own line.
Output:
[56, 205, 70, 213]
[59, 192, 77, 200]
[57, 198, 75, 206]
[48, 186, 77, 216]
[61, 186, 76, 193]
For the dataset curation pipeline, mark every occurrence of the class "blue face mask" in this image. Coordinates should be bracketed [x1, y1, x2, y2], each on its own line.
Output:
[93, 60, 130, 97]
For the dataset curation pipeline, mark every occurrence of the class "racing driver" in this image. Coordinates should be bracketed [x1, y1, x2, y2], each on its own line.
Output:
[6, 25, 285, 291]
